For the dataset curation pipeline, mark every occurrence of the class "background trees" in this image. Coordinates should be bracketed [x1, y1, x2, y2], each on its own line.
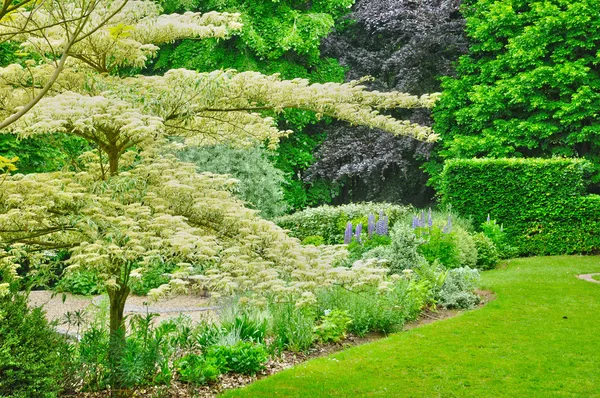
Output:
[432, 0, 600, 185]
[313, 0, 468, 205]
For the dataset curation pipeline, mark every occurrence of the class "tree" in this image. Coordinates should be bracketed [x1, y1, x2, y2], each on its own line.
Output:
[151, 0, 353, 211]
[0, 0, 438, 369]
[0, 0, 131, 129]
[432, 0, 600, 184]
[313, 0, 467, 204]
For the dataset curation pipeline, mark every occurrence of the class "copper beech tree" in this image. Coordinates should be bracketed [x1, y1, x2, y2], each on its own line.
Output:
[0, 0, 439, 347]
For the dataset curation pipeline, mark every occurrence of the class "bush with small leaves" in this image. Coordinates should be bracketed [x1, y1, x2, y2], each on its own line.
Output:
[473, 233, 499, 270]
[438, 267, 480, 309]
[0, 290, 68, 398]
[175, 353, 222, 385]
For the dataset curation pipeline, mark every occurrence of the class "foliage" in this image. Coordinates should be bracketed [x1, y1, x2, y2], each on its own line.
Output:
[416, 226, 461, 269]
[310, 0, 468, 205]
[362, 223, 426, 274]
[175, 353, 222, 385]
[316, 278, 424, 336]
[0, 133, 91, 174]
[432, 0, 600, 182]
[472, 233, 499, 270]
[275, 203, 410, 244]
[437, 267, 480, 309]
[130, 262, 175, 296]
[0, 290, 67, 398]
[301, 235, 325, 246]
[207, 342, 269, 376]
[151, 0, 352, 211]
[455, 228, 477, 269]
[177, 145, 287, 219]
[346, 234, 391, 265]
[314, 309, 353, 343]
[220, 305, 269, 344]
[56, 269, 104, 296]
[307, 125, 435, 206]
[269, 301, 315, 352]
[481, 219, 515, 259]
[440, 158, 600, 255]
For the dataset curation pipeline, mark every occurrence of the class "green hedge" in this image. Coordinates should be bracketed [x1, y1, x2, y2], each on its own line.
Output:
[274, 203, 411, 244]
[439, 158, 600, 255]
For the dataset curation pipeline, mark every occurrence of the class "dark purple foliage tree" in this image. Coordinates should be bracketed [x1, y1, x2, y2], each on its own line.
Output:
[308, 0, 468, 206]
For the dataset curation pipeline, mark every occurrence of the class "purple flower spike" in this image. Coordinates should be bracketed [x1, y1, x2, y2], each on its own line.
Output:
[382, 216, 389, 235]
[355, 223, 363, 243]
[487, 213, 491, 223]
[443, 215, 452, 234]
[428, 208, 433, 227]
[368, 214, 376, 237]
[412, 216, 419, 229]
[420, 210, 426, 227]
[344, 221, 353, 244]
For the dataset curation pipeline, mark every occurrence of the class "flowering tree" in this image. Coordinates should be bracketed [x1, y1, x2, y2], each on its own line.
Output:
[0, 0, 438, 355]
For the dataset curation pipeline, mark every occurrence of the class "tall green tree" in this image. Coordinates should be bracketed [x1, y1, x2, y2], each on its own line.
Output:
[431, 0, 600, 183]
[152, 0, 353, 210]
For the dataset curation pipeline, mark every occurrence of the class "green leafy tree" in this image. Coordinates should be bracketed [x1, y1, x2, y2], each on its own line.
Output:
[431, 0, 600, 183]
[152, 0, 352, 210]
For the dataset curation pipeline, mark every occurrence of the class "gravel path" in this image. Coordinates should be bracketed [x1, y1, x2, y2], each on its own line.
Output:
[576, 273, 600, 284]
[28, 290, 216, 336]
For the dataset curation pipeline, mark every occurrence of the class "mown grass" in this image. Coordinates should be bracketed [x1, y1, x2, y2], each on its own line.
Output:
[224, 256, 600, 397]
[592, 274, 600, 282]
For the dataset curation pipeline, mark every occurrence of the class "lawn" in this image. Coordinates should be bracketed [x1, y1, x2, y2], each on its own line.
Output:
[593, 274, 600, 282]
[224, 256, 600, 397]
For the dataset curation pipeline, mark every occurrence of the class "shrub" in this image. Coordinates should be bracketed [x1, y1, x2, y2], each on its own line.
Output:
[438, 267, 480, 309]
[455, 229, 478, 269]
[440, 158, 600, 255]
[473, 233, 499, 270]
[206, 342, 269, 375]
[175, 353, 222, 385]
[275, 203, 410, 244]
[316, 281, 423, 336]
[55, 269, 103, 295]
[346, 234, 392, 265]
[416, 226, 461, 269]
[313, 310, 352, 343]
[0, 290, 67, 397]
[177, 145, 287, 219]
[481, 219, 515, 259]
[301, 235, 325, 246]
[363, 223, 426, 274]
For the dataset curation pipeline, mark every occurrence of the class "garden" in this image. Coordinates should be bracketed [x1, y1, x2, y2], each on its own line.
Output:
[1, 0, 599, 397]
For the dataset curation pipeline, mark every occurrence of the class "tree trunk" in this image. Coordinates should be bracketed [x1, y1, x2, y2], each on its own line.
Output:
[107, 284, 130, 395]
[108, 152, 119, 176]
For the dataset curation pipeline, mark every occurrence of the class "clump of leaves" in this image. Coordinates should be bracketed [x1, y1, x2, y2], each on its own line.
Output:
[314, 309, 352, 343]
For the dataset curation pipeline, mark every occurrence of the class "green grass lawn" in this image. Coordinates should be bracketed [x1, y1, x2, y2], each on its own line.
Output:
[224, 256, 600, 397]
[593, 274, 600, 282]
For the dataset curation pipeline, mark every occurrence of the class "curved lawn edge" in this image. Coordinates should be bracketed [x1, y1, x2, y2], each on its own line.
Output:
[222, 256, 600, 397]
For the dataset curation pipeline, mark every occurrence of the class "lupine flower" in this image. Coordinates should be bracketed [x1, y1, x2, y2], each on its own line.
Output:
[411, 216, 419, 229]
[355, 223, 363, 243]
[368, 214, 376, 236]
[428, 208, 433, 227]
[442, 215, 452, 234]
[420, 210, 426, 227]
[344, 221, 353, 244]
[487, 213, 491, 223]
[375, 213, 389, 236]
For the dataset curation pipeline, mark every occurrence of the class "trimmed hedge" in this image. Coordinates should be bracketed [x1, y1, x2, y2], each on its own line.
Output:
[439, 158, 600, 255]
[274, 203, 411, 244]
